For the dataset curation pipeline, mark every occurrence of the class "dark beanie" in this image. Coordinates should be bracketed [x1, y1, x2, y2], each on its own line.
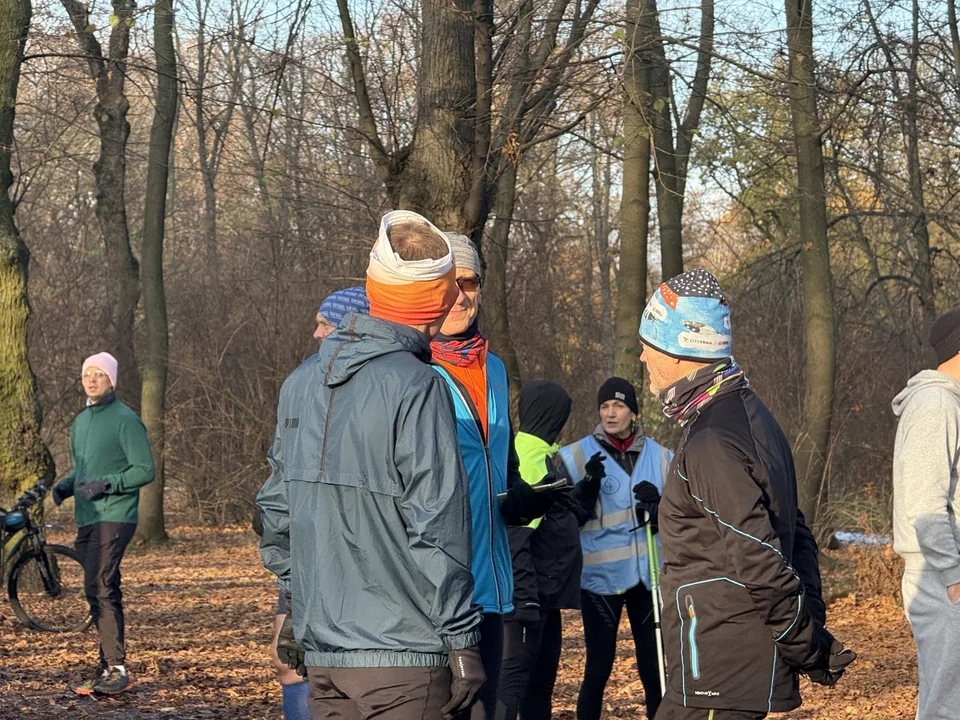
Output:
[597, 377, 639, 415]
[929, 307, 960, 365]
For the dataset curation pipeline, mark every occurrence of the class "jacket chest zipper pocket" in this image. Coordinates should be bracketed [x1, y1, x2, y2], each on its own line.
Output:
[685, 594, 700, 680]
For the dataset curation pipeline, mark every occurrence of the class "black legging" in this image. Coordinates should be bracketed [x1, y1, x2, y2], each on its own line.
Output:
[577, 585, 662, 720]
[471, 612, 504, 720]
[496, 609, 563, 720]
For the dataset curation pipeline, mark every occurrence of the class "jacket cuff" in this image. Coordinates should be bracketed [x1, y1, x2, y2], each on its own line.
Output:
[938, 562, 960, 588]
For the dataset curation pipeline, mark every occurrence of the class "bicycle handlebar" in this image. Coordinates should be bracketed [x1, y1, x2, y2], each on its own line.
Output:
[8, 481, 48, 512]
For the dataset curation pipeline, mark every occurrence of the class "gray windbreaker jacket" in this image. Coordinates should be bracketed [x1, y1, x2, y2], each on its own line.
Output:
[257, 313, 482, 668]
[892, 370, 960, 586]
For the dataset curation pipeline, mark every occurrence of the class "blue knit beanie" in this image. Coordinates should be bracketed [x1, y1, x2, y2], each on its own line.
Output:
[318, 286, 369, 326]
[639, 269, 732, 361]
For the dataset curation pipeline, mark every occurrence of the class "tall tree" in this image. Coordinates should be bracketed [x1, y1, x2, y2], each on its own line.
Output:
[0, 0, 54, 506]
[59, 0, 141, 402]
[864, 0, 937, 356]
[179, 0, 245, 274]
[136, 0, 179, 544]
[638, 0, 714, 280]
[616, 0, 652, 390]
[336, 0, 476, 231]
[784, 0, 836, 523]
[336, 0, 600, 389]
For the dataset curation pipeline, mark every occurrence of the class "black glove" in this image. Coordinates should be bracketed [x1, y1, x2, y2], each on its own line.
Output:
[553, 490, 594, 525]
[441, 646, 486, 718]
[499, 477, 557, 526]
[251, 508, 264, 537]
[633, 480, 661, 532]
[584, 451, 606, 482]
[76, 479, 111, 501]
[511, 601, 540, 627]
[277, 606, 307, 677]
[52, 481, 73, 506]
[804, 637, 856, 686]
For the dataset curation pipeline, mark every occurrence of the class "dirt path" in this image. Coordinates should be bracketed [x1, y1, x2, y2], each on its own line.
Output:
[0, 527, 917, 719]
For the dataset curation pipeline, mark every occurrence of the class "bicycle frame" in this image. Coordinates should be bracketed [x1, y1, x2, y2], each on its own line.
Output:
[1, 491, 47, 573]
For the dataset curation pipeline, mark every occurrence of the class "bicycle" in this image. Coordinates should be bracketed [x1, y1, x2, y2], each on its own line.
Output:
[1, 481, 92, 632]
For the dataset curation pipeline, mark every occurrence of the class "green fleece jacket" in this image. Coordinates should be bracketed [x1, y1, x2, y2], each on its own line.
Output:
[60, 395, 155, 527]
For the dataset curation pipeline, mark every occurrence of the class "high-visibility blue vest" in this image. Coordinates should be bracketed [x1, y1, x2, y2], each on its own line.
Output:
[434, 356, 514, 614]
[559, 435, 672, 595]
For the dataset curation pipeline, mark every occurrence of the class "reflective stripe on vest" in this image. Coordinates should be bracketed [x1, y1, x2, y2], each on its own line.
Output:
[559, 435, 671, 595]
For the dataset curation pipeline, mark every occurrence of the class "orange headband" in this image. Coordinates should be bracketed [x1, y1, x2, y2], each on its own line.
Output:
[366, 268, 459, 326]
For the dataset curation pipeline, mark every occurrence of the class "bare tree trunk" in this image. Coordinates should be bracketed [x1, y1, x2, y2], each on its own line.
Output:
[484, 160, 523, 391]
[637, 0, 713, 281]
[616, 0, 651, 391]
[784, 0, 835, 524]
[60, 0, 141, 404]
[0, 0, 54, 507]
[400, 0, 476, 231]
[593, 142, 615, 375]
[136, 0, 178, 545]
[949, 0, 960, 91]
[905, 0, 937, 337]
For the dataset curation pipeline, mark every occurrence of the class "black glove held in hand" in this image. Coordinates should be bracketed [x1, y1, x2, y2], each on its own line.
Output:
[441, 646, 486, 719]
[632, 480, 661, 532]
[584, 452, 606, 482]
[277, 609, 307, 677]
[805, 637, 856, 686]
[500, 478, 556, 525]
[52, 481, 73, 506]
[77, 479, 111, 501]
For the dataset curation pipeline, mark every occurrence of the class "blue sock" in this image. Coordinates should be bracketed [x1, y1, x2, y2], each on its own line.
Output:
[281, 680, 311, 720]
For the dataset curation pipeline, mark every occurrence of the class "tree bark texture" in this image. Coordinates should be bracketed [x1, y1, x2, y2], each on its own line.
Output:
[0, 0, 54, 507]
[784, 0, 836, 524]
[616, 0, 652, 393]
[136, 0, 178, 545]
[60, 0, 141, 404]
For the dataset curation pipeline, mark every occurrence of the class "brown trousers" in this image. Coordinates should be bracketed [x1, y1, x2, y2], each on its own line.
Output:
[306, 666, 453, 720]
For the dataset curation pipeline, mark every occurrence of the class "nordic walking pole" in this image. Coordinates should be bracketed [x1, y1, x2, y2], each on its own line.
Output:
[646, 520, 666, 695]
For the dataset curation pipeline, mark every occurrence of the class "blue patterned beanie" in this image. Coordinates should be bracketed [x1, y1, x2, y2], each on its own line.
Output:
[639, 269, 732, 361]
[318, 286, 370, 326]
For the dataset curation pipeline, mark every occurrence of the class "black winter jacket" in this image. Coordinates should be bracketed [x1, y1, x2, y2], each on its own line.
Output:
[659, 386, 828, 713]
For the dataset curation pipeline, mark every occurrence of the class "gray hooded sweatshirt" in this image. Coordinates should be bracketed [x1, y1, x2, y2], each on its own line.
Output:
[892, 370, 960, 586]
[257, 313, 482, 668]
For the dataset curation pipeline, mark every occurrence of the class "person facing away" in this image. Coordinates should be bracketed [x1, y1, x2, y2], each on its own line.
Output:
[261, 285, 371, 720]
[430, 233, 559, 720]
[556, 376, 672, 720]
[52, 352, 155, 696]
[638, 268, 855, 720]
[892, 306, 960, 720]
[496, 380, 604, 720]
[257, 210, 485, 720]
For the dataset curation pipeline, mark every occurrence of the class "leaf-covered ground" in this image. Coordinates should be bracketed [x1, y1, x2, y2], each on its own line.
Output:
[0, 527, 918, 719]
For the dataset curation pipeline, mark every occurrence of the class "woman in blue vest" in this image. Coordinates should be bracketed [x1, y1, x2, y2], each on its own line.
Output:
[431, 233, 556, 719]
[558, 377, 673, 720]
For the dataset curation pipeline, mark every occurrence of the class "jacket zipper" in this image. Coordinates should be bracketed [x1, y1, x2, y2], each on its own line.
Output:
[442, 371, 503, 613]
[686, 594, 700, 680]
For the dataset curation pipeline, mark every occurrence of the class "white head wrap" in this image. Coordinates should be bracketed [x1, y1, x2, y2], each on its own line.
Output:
[366, 211, 454, 285]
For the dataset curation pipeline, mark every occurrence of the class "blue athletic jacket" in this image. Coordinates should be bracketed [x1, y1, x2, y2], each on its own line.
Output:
[434, 353, 516, 614]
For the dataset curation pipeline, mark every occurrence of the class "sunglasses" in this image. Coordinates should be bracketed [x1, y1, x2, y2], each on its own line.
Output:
[456, 276, 481, 292]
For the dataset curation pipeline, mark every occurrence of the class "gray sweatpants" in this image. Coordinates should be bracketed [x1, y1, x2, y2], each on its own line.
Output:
[902, 567, 960, 719]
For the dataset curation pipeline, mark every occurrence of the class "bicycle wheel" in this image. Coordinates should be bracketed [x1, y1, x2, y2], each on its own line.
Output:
[8, 544, 93, 632]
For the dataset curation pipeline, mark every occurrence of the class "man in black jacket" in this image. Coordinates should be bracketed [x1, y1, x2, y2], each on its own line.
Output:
[638, 269, 855, 719]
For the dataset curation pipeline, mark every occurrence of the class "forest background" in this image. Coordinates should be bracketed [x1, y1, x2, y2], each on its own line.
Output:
[0, 0, 953, 547]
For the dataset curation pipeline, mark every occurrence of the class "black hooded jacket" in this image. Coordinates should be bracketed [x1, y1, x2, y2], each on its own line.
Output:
[509, 381, 599, 618]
